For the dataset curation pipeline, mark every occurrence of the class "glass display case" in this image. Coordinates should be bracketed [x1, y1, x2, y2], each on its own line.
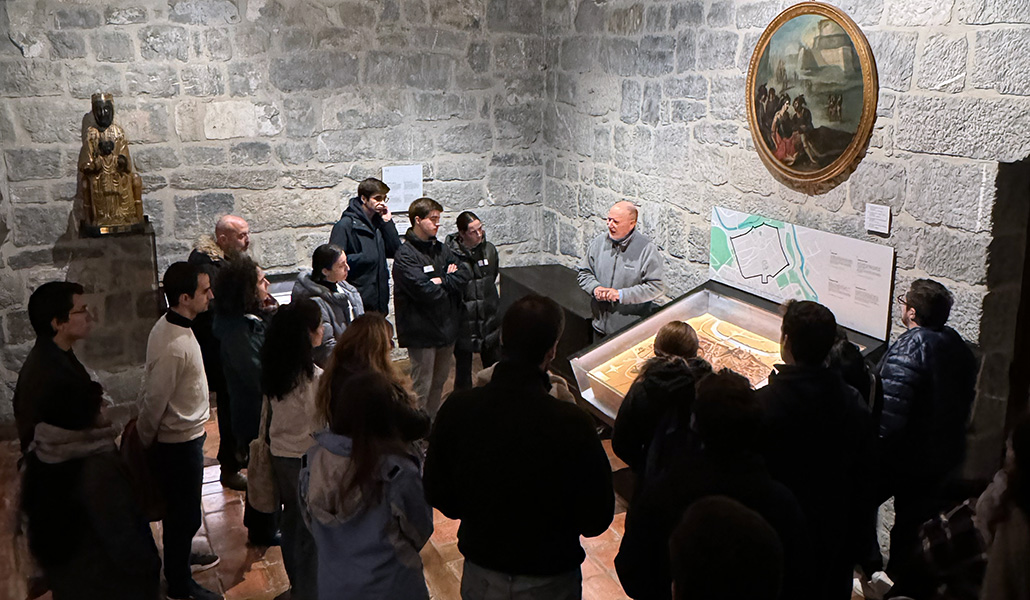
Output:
[569, 280, 885, 424]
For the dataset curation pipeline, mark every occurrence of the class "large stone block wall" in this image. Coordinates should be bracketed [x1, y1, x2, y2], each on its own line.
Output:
[0, 0, 550, 429]
[0, 0, 1026, 478]
[536, 0, 1030, 477]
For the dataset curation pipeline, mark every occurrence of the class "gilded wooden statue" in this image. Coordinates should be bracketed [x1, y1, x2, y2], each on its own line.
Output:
[78, 93, 144, 233]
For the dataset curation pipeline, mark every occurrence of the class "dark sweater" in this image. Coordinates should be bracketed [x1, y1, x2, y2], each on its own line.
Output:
[757, 363, 874, 600]
[13, 336, 104, 454]
[423, 360, 614, 576]
[615, 451, 812, 600]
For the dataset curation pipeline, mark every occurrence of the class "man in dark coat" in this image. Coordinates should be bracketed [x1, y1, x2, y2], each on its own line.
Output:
[616, 370, 812, 600]
[877, 279, 978, 597]
[187, 213, 250, 491]
[424, 294, 614, 600]
[392, 197, 469, 417]
[16, 281, 161, 599]
[444, 210, 501, 390]
[328, 177, 401, 315]
[757, 300, 873, 600]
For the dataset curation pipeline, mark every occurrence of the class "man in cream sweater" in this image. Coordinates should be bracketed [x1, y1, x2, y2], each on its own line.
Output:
[139, 262, 221, 600]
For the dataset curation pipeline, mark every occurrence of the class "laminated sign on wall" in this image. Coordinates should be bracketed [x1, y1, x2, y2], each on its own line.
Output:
[381, 164, 423, 214]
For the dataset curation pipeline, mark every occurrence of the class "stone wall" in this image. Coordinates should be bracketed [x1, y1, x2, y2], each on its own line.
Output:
[1, 0, 1027, 477]
[537, 0, 1030, 477]
[0, 0, 549, 431]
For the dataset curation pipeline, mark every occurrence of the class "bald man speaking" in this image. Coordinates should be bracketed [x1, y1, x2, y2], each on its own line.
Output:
[577, 201, 664, 338]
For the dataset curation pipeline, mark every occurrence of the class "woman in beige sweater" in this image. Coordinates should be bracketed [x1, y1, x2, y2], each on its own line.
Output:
[261, 298, 325, 600]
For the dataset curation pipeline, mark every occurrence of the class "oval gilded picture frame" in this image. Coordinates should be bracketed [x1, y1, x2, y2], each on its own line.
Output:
[746, 2, 878, 195]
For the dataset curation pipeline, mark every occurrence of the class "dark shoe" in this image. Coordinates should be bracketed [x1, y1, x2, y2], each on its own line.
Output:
[220, 470, 247, 491]
[168, 579, 223, 600]
[248, 530, 282, 547]
[189, 551, 220, 573]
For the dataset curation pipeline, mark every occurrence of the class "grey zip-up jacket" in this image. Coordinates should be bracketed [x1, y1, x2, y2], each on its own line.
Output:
[291, 271, 365, 367]
[577, 228, 663, 335]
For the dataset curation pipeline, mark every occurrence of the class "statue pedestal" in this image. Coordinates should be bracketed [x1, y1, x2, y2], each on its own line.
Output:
[80, 215, 151, 237]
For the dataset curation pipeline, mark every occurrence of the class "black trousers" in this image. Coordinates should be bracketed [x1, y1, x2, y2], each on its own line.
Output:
[152, 435, 206, 594]
[213, 383, 241, 475]
[453, 342, 501, 391]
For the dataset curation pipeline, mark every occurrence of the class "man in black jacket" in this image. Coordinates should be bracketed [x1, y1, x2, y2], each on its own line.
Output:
[756, 300, 872, 600]
[392, 197, 469, 417]
[424, 295, 614, 599]
[877, 279, 977, 597]
[616, 370, 812, 600]
[328, 177, 401, 315]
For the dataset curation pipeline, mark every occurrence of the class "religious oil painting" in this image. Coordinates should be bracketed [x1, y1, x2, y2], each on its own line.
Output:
[746, 2, 878, 194]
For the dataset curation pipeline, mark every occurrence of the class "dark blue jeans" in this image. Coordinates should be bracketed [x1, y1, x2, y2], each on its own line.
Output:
[152, 434, 206, 594]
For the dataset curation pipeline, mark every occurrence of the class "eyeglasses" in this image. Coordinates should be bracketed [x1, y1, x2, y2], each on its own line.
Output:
[896, 295, 907, 305]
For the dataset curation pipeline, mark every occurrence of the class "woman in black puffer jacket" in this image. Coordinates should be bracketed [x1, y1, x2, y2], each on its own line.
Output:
[445, 211, 501, 390]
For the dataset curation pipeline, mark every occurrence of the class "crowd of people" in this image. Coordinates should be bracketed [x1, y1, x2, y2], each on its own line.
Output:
[10, 178, 1028, 600]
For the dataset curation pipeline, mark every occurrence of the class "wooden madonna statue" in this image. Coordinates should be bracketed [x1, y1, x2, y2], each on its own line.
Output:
[78, 93, 144, 234]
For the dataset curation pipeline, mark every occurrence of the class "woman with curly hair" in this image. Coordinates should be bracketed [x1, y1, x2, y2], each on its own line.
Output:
[212, 254, 279, 545]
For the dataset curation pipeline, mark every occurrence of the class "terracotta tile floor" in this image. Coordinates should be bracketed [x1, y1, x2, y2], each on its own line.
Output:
[0, 411, 634, 600]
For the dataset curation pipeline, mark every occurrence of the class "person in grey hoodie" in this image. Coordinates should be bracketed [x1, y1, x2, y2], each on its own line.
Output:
[291, 244, 364, 366]
[299, 370, 432, 600]
[577, 201, 664, 337]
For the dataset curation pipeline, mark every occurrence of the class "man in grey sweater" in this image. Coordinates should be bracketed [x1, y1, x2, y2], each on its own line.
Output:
[577, 201, 664, 337]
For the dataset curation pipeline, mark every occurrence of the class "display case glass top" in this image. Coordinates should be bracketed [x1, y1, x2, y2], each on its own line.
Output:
[570, 280, 882, 424]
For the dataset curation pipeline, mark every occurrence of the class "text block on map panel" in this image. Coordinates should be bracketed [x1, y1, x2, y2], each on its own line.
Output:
[709, 206, 895, 341]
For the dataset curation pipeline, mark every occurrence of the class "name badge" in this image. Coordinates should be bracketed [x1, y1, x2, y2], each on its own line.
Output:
[478, 259, 489, 267]
[423, 265, 435, 273]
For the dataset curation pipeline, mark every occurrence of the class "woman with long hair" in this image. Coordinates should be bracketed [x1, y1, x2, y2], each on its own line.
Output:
[212, 254, 279, 545]
[260, 298, 324, 600]
[316, 312, 403, 417]
[300, 370, 434, 599]
[291, 244, 365, 366]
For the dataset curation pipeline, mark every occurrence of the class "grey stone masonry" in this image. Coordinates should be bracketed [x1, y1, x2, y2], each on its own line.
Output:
[0, 0, 1027, 479]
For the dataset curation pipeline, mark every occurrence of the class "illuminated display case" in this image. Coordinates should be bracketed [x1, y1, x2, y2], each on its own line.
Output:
[569, 280, 885, 424]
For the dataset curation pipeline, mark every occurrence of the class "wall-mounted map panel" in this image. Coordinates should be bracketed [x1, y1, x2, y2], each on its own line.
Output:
[709, 206, 894, 340]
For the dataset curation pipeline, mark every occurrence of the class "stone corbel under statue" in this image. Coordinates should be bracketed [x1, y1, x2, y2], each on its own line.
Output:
[78, 92, 146, 236]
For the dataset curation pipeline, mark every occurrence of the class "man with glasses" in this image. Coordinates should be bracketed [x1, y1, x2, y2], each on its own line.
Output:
[877, 279, 977, 598]
[329, 177, 402, 315]
[14, 282, 101, 454]
[15, 281, 162, 597]
[392, 197, 469, 417]
[577, 201, 664, 338]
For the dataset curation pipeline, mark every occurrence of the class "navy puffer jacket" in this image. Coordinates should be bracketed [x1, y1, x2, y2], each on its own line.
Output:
[876, 325, 978, 482]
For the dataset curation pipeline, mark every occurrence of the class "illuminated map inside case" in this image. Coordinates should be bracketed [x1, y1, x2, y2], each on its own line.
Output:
[586, 314, 782, 401]
[570, 281, 882, 424]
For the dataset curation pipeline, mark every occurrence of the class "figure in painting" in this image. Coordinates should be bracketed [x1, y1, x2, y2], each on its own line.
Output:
[78, 93, 143, 231]
[752, 15, 863, 173]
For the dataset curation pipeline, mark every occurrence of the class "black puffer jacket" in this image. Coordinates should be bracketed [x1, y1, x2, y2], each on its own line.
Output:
[328, 197, 401, 315]
[876, 325, 978, 483]
[445, 233, 500, 353]
[392, 229, 470, 349]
